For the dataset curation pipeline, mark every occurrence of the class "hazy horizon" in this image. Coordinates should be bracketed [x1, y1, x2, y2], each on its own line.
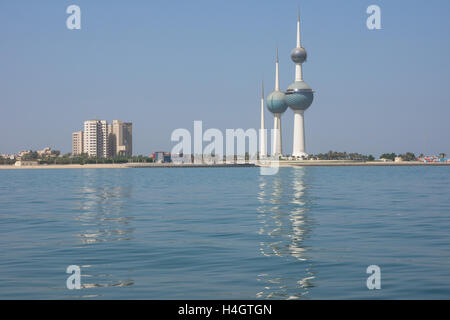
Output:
[1, 0, 449, 157]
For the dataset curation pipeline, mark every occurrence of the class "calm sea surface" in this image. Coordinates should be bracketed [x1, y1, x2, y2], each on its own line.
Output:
[1, 167, 450, 299]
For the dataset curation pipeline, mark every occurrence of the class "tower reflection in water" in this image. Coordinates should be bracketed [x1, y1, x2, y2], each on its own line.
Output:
[72, 170, 135, 295]
[257, 167, 315, 299]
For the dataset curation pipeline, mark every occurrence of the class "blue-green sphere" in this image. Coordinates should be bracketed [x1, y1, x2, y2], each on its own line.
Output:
[267, 91, 288, 114]
[285, 81, 314, 111]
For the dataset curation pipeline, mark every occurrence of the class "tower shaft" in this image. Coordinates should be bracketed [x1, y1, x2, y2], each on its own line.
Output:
[295, 64, 303, 81]
[295, 9, 303, 82]
[272, 114, 282, 156]
[297, 8, 301, 47]
[259, 81, 267, 158]
[275, 49, 280, 91]
[292, 110, 307, 157]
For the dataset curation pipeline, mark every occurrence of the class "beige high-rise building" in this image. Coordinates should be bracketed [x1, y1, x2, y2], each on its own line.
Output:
[111, 120, 132, 157]
[100, 120, 109, 158]
[108, 124, 113, 157]
[72, 131, 84, 156]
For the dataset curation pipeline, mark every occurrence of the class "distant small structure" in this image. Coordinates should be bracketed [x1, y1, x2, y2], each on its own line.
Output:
[18, 150, 32, 157]
[419, 156, 450, 163]
[170, 153, 192, 164]
[379, 158, 393, 162]
[37, 147, 52, 157]
[152, 152, 171, 163]
[15, 160, 39, 167]
[37, 147, 60, 157]
[0, 154, 15, 160]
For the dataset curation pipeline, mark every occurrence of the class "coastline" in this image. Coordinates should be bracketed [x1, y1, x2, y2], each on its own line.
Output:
[1, 161, 449, 170]
[0, 163, 256, 169]
[264, 160, 450, 167]
[0, 164, 129, 169]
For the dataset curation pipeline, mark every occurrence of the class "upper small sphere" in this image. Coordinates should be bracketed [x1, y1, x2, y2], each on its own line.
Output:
[291, 47, 307, 64]
[267, 91, 288, 114]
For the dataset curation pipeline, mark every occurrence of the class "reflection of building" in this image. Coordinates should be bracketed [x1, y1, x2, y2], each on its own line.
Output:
[72, 170, 135, 292]
[72, 131, 83, 155]
[110, 120, 132, 157]
[257, 167, 314, 299]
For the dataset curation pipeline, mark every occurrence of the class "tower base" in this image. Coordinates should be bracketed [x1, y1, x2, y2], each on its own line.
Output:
[272, 114, 282, 157]
[292, 152, 308, 158]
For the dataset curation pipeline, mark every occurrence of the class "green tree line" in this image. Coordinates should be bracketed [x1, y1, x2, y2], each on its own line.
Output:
[310, 151, 375, 161]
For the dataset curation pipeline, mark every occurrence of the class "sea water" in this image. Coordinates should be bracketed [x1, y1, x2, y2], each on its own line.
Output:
[0, 166, 449, 299]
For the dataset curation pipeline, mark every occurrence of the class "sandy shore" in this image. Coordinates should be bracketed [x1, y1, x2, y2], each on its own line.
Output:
[0, 164, 129, 169]
[1, 161, 449, 169]
[0, 163, 255, 169]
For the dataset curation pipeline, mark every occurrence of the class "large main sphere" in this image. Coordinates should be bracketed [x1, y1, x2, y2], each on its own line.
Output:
[285, 81, 314, 111]
[267, 91, 288, 114]
[291, 47, 307, 64]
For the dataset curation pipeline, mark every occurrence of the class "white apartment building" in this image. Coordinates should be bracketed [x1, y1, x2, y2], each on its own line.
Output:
[83, 120, 110, 158]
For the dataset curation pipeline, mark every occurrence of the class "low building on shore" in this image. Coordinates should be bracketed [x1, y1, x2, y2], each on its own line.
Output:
[18, 150, 32, 157]
[15, 160, 39, 167]
[419, 156, 450, 163]
[152, 152, 171, 163]
[0, 154, 15, 160]
[37, 147, 52, 157]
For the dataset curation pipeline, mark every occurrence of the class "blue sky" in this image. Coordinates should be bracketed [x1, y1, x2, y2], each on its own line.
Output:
[1, 0, 449, 156]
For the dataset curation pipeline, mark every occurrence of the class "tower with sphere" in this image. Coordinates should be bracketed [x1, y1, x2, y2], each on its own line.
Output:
[285, 9, 314, 158]
[266, 49, 288, 157]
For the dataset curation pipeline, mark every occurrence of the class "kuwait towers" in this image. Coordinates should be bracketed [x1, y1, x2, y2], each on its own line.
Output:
[260, 8, 314, 159]
[266, 49, 288, 157]
[285, 9, 314, 158]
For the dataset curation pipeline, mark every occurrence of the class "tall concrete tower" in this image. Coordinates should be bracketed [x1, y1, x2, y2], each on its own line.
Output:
[259, 80, 267, 158]
[267, 49, 288, 157]
[285, 9, 314, 158]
